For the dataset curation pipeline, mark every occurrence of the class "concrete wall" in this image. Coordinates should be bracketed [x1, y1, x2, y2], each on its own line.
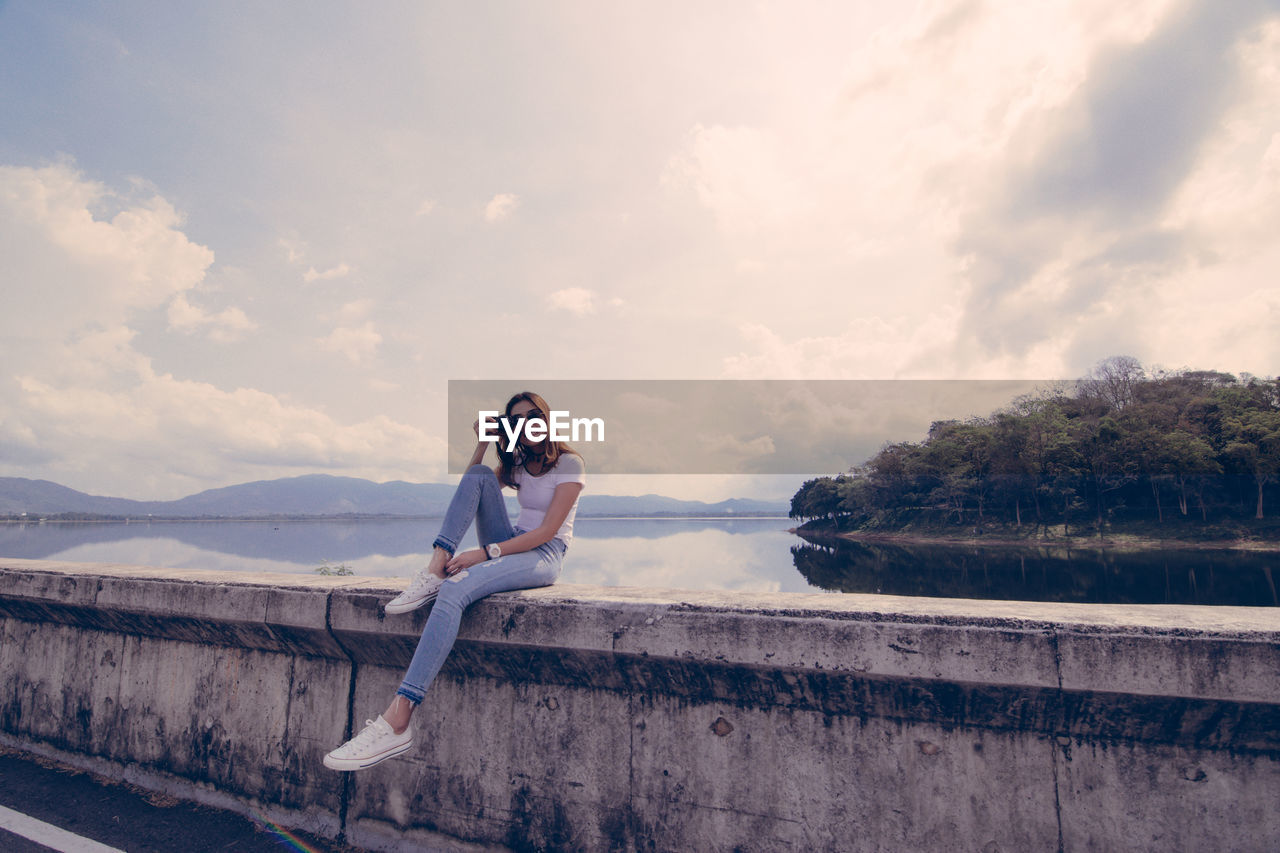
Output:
[0, 558, 1277, 852]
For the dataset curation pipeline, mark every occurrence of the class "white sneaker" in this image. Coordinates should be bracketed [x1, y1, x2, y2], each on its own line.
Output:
[323, 715, 413, 771]
[385, 567, 446, 614]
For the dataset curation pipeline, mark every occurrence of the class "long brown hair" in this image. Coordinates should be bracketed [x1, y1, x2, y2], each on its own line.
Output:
[494, 390, 580, 488]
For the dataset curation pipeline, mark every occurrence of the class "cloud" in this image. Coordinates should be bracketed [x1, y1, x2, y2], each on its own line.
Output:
[16, 368, 444, 490]
[303, 262, 352, 282]
[548, 287, 596, 316]
[167, 293, 257, 342]
[565, 528, 788, 592]
[723, 315, 967, 379]
[660, 0, 1269, 379]
[334, 299, 375, 321]
[664, 0, 1278, 380]
[278, 237, 305, 264]
[317, 321, 382, 364]
[5, 3, 1278, 503]
[663, 124, 804, 239]
[1, 163, 215, 339]
[0, 163, 444, 497]
[699, 432, 777, 460]
[483, 192, 519, 222]
[1003, 1, 1266, 224]
[955, 0, 1280, 354]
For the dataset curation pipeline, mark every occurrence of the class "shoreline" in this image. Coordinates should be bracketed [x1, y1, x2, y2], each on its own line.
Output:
[790, 527, 1280, 553]
[1, 513, 790, 525]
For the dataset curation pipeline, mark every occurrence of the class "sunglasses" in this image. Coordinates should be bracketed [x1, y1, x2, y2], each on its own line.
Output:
[500, 409, 545, 427]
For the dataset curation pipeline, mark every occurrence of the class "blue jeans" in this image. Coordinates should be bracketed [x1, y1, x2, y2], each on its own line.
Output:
[396, 464, 566, 704]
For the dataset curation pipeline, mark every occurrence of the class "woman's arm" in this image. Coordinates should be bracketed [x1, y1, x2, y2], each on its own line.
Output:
[467, 416, 496, 468]
[444, 481, 583, 572]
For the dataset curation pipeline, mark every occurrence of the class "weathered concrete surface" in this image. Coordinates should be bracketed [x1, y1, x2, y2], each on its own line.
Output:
[0, 561, 367, 841]
[0, 557, 1277, 852]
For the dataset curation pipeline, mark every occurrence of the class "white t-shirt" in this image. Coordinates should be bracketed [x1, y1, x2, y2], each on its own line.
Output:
[511, 451, 587, 546]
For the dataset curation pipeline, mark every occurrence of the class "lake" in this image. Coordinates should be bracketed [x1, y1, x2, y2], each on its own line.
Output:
[1, 518, 1275, 606]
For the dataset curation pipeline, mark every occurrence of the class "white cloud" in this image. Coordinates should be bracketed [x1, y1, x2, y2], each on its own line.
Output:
[278, 237, 305, 264]
[317, 321, 382, 364]
[699, 432, 777, 459]
[566, 528, 786, 592]
[483, 192, 519, 223]
[16, 368, 445, 493]
[948, 0, 1279, 364]
[303, 262, 351, 282]
[0, 163, 445, 497]
[1, 163, 215, 338]
[722, 313, 974, 380]
[334, 299, 375, 321]
[548, 287, 596, 316]
[663, 124, 801, 239]
[167, 293, 257, 342]
[5, 2, 1279, 502]
[658, 0, 1278, 378]
[1162, 19, 1280, 243]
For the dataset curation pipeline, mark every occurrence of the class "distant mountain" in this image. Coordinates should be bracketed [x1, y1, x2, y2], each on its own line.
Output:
[576, 494, 787, 516]
[160, 475, 462, 517]
[0, 478, 150, 516]
[0, 476, 787, 519]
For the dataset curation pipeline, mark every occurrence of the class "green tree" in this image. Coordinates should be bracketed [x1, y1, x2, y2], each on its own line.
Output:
[1161, 432, 1220, 520]
[990, 412, 1032, 526]
[788, 359, 1278, 534]
[1224, 411, 1280, 519]
[790, 477, 843, 524]
[837, 472, 875, 522]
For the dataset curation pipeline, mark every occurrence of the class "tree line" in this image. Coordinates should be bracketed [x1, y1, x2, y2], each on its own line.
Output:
[790, 357, 1280, 534]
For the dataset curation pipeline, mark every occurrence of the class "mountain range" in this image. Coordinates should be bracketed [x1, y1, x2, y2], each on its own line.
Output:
[0, 475, 788, 519]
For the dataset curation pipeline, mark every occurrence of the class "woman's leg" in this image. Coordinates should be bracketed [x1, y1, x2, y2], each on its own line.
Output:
[393, 538, 565, 708]
[431, 464, 516, 560]
[327, 535, 566, 765]
[386, 464, 516, 617]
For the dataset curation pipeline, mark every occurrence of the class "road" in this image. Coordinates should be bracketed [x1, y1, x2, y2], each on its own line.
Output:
[0, 744, 362, 853]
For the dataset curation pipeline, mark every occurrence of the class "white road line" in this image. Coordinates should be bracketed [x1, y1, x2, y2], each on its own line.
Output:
[0, 803, 125, 853]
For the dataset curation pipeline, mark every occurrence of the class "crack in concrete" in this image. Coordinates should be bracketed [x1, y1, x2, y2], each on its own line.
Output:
[279, 655, 296, 782]
[1047, 626, 1065, 692]
[1049, 736, 1065, 853]
[1047, 624, 1066, 852]
[615, 618, 638, 844]
[324, 588, 358, 845]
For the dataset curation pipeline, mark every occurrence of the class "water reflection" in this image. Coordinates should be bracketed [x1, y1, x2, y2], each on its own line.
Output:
[792, 533, 1280, 607]
[2, 519, 1275, 605]
[0, 519, 431, 565]
[0, 517, 810, 593]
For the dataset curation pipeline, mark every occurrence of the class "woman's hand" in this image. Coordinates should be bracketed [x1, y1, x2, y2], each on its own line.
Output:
[444, 548, 486, 574]
[473, 414, 499, 438]
[469, 414, 500, 468]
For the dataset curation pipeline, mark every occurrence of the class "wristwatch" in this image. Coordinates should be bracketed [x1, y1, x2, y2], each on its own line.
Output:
[487, 542, 502, 560]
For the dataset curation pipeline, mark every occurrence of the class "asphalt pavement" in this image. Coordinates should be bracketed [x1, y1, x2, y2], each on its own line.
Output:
[0, 744, 363, 853]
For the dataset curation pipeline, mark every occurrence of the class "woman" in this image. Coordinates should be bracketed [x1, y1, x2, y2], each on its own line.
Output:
[323, 390, 586, 771]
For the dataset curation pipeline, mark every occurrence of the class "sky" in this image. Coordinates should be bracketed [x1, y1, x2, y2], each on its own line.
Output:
[1, 0, 1278, 502]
